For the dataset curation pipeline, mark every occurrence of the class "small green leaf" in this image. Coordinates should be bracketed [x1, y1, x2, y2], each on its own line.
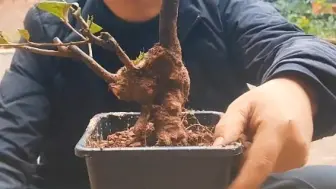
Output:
[37, 1, 79, 22]
[0, 32, 9, 44]
[17, 29, 30, 41]
[87, 15, 103, 34]
[133, 51, 146, 65]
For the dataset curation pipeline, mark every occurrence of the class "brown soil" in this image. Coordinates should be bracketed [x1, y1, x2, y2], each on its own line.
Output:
[107, 124, 214, 147]
[87, 114, 215, 148]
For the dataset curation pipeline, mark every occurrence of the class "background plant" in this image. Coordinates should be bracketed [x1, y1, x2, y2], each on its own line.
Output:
[268, 0, 336, 39]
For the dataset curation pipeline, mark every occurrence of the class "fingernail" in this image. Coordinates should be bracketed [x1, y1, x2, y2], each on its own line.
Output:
[213, 137, 225, 146]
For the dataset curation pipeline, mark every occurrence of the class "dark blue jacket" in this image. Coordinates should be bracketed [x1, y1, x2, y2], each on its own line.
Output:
[1, 0, 336, 188]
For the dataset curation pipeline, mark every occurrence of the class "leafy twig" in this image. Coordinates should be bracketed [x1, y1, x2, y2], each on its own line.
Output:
[0, 1, 122, 82]
[72, 8, 135, 69]
[64, 8, 93, 57]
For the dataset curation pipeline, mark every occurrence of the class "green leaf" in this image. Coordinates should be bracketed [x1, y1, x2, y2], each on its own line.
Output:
[17, 29, 30, 41]
[87, 15, 103, 34]
[0, 32, 9, 44]
[133, 51, 146, 65]
[37, 1, 79, 22]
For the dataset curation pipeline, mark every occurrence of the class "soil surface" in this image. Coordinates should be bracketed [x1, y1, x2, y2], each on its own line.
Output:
[89, 123, 215, 148]
[1, 0, 336, 165]
[87, 114, 215, 148]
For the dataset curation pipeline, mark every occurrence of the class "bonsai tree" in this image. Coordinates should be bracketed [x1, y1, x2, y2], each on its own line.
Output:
[0, 0, 216, 147]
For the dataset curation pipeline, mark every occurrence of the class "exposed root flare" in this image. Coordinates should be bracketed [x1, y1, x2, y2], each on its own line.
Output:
[88, 0, 216, 147]
[104, 38, 192, 146]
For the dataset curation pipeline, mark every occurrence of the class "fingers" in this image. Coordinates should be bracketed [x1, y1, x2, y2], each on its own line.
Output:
[229, 126, 282, 189]
[213, 102, 250, 146]
[212, 94, 282, 189]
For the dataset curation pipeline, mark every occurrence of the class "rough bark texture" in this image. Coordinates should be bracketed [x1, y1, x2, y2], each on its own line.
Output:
[91, 0, 215, 147]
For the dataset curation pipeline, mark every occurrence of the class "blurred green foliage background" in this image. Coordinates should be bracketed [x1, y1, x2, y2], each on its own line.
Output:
[267, 0, 336, 39]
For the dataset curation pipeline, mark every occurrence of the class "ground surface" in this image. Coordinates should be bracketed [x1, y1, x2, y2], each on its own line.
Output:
[0, 0, 38, 36]
[0, 0, 335, 166]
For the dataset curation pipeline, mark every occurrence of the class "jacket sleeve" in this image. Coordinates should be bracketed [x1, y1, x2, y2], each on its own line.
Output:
[219, 0, 336, 139]
[0, 6, 60, 189]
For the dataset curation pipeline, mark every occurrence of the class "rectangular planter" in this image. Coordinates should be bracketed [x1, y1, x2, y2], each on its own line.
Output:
[75, 111, 243, 189]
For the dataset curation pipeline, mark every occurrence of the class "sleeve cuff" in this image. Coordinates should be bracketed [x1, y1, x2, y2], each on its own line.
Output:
[262, 63, 336, 140]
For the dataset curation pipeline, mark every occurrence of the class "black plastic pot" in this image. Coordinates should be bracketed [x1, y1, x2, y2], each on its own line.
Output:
[75, 111, 243, 189]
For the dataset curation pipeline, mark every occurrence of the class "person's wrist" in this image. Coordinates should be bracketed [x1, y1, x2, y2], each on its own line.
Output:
[268, 74, 318, 115]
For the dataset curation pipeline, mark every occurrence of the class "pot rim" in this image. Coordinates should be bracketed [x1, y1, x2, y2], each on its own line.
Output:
[74, 110, 243, 158]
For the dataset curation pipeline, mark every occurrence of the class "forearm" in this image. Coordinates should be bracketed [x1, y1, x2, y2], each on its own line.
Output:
[261, 37, 336, 139]
[220, 0, 336, 139]
[0, 63, 52, 189]
[0, 151, 31, 189]
[0, 118, 41, 189]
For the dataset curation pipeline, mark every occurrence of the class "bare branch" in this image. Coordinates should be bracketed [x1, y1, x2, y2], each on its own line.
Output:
[99, 32, 135, 69]
[87, 43, 93, 57]
[68, 44, 116, 83]
[0, 40, 89, 48]
[52, 37, 115, 83]
[64, 21, 86, 40]
[72, 8, 90, 30]
[16, 46, 71, 57]
[72, 8, 135, 69]
[66, 7, 93, 57]
[10, 37, 74, 57]
[67, 6, 86, 40]
[159, 0, 180, 51]
[53, 37, 70, 52]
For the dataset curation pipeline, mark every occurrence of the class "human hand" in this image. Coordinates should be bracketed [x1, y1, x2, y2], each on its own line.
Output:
[213, 76, 316, 189]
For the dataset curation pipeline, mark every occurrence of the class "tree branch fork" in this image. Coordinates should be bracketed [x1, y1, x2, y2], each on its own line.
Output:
[1, 5, 137, 83]
[0, 0, 180, 84]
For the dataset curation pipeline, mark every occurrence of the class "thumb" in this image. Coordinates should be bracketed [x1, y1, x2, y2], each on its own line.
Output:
[213, 101, 250, 146]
